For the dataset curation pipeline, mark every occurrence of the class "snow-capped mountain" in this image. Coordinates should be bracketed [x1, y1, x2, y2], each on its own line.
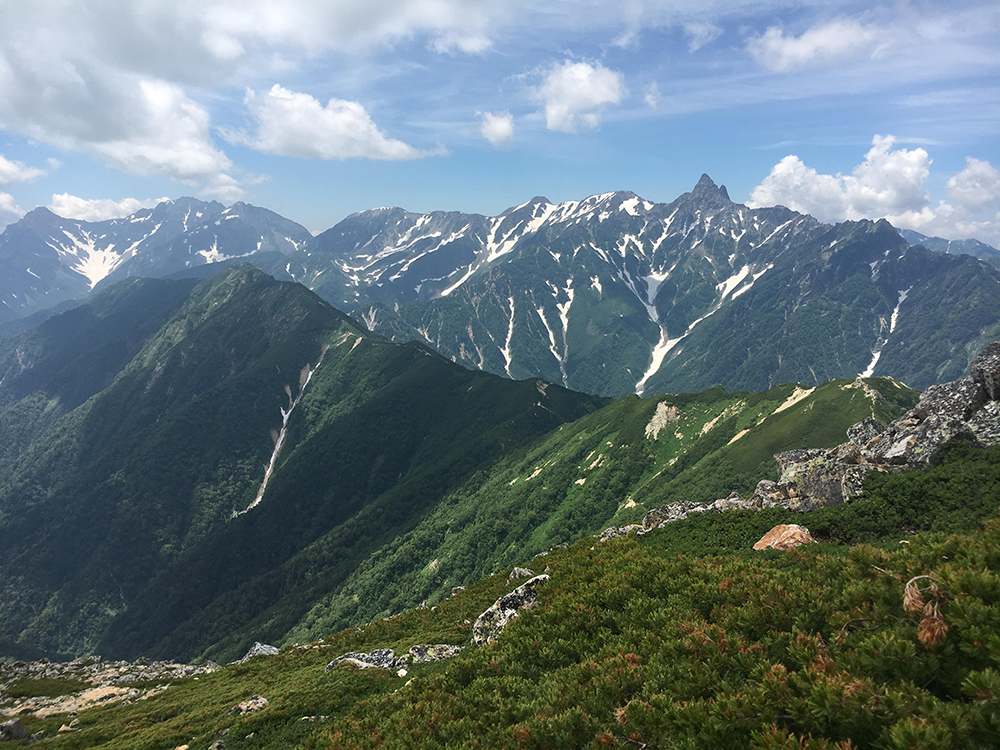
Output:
[0, 197, 311, 319]
[276, 175, 1000, 396]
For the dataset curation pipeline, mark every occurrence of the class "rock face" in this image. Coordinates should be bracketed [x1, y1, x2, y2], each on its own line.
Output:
[753, 525, 815, 551]
[508, 567, 535, 581]
[472, 575, 549, 646]
[238, 642, 279, 663]
[600, 342, 1000, 538]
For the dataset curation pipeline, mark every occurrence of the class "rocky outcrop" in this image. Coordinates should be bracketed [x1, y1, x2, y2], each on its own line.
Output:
[238, 642, 279, 663]
[508, 567, 535, 581]
[230, 695, 268, 715]
[472, 575, 549, 646]
[753, 524, 815, 551]
[602, 343, 1000, 537]
[408, 644, 464, 664]
[0, 655, 217, 720]
[325, 649, 398, 672]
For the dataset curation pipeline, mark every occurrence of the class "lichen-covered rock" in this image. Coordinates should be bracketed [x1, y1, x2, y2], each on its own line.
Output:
[775, 449, 826, 477]
[0, 718, 31, 741]
[325, 649, 397, 672]
[239, 642, 279, 663]
[972, 341, 1000, 400]
[753, 524, 815, 551]
[847, 417, 885, 449]
[969, 401, 1000, 446]
[408, 644, 465, 664]
[915, 377, 987, 421]
[641, 501, 703, 530]
[472, 575, 549, 646]
[508, 567, 535, 581]
[230, 695, 269, 715]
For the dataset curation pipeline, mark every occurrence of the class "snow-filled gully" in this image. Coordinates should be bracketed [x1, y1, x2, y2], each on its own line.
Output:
[238, 343, 330, 515]
[860, 287, 911, 378]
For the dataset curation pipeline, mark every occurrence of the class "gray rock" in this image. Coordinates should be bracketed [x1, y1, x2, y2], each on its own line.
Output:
[239, 642, 279, 663]
[972, 342, 1000, 400]
[847, 417, 885, 449]
[472, 575, 549, 646]
[508, 567, 535, 581]
[408, 644, 465, 664]
[915, 377, 987, 421]
[0, 718, 31, 741]
[775, 449, 826, 479]
[641, 500, 703, 529]
[969, 401, 1000, 446]
[325, 648, 397, 672]
[229, 695, 269, 715]
[450, 586, 465, 596]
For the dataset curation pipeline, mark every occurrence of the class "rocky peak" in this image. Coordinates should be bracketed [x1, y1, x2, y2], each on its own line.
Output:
[685, 173, 732, 210]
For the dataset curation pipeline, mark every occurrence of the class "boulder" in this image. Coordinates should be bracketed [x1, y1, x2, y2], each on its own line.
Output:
[915, 377, 987, 421]
[969, 401, 1000, 446]
[753, 524, 815, 551]
[508, 567, 535, 581]
[972, 341, 1000, 400]
[239, 642, 279, 663]
[325, 648, 397, 672]
[472, 575, 549, 646]
[408, 644, 465, 664]
[230, 695, 269, 715]
[0, 718, 31, 741]
[641, 501, 703, 530]
[775, 449, 826, 478]
[847, 417, 885, 449]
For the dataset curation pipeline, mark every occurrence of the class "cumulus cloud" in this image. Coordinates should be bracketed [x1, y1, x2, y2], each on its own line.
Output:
[223, 85, 431, 161]
[0, 155, 47, 186]
[48, 194, 169, 222]
[747, 18, 883, 73]
[0, 192, 26, 228]
[749, 135, 1000, 247]
[531, 61, 626, 133]
[479, 111, 515, 149]
[199, 173, 248, 202]
[683, 22, 722, 52]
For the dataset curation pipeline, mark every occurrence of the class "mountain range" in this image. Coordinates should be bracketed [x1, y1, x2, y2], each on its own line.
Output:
[2, 177, 998, 399]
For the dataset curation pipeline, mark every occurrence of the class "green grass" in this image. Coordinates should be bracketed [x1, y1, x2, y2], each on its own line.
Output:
[5, 677, 92, 699]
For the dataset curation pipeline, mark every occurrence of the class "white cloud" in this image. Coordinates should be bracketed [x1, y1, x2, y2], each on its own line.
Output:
[199, 173, 247, 203]
[749, 135, 1000, 247]
[747, 18, 883, 73]
[223, 85, 431, 161]
[479, 111, 514, 149]
[47, 194, 169, 222]
[683, 22, 722, 52]
[0, 155, 46, 186]
[946, 158, 1000, 211]
[643, 82, 662, 109]
[531, 61, 626, 133]
[0, 192, 25, 228]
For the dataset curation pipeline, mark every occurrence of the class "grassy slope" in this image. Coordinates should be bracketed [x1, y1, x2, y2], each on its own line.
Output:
[279, 376, 917, 651]
[12, 443, 1000, 749]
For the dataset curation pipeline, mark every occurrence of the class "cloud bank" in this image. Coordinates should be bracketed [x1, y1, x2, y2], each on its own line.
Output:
[749, 135, 1000, 246]
[47, 194, 170, 222]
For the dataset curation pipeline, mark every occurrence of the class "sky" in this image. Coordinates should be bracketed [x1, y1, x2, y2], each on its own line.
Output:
[0, 0, 998, 245]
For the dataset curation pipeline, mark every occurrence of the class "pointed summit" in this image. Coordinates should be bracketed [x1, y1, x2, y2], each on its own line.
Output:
[686, 174, 732, 208]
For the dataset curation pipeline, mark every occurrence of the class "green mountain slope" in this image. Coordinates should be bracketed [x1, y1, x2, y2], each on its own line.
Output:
[7, 444, 1000, 749]
[0, 266, 603, 661]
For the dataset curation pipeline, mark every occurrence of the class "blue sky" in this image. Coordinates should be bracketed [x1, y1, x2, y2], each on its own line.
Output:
[0, 0, 998, 244]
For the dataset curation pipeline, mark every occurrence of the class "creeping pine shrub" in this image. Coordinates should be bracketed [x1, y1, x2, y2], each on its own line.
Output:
[310, 511, 1000, 749]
